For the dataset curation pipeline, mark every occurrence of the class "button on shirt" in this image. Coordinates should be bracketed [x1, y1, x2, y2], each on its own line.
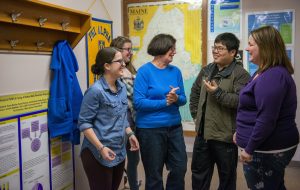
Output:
[78, 77, 129, 167]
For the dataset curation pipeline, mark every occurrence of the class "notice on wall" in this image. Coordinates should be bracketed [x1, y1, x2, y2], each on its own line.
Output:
[86, 18, 113, 86]
[20, 112, 50, 190]
[246, 10, 295, 75]
[50, 137, 74, 190]
[0, 90, 49, 119]
[208, 0, 241, 40]
[0, 118, 21, 190]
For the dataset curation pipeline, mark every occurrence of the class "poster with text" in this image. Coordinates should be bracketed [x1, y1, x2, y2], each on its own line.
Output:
[20, 112, 50, 190]
[86, 18, 113, 87]
[50, 137, 74, 190]
[0, 118, 21, 190]
[208, 0, 241, 40]
[246, 10, 295, 75]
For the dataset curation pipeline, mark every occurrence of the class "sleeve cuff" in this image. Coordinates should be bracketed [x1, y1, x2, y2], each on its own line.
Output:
[78, 123, 93, 132]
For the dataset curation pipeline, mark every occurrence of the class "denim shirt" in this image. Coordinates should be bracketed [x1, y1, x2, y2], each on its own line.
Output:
[78, 77, 129, 167]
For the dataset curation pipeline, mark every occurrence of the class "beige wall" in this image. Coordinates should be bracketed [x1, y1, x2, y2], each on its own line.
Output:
[0, 1, 299, 189]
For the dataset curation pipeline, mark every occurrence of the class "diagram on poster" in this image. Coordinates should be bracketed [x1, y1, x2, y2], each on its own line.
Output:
[20, 112, 50, 190]
[0, 118, 21, 190]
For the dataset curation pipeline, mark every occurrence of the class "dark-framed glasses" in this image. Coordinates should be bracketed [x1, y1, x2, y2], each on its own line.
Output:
[111, 59, 125, 65]
[121, 48, 132, 53]
[211, 46, 227, 52]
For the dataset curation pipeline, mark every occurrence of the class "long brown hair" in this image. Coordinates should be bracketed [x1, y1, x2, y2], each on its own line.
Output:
[250, 25, 293, 74]
[110, 36, 136, 74]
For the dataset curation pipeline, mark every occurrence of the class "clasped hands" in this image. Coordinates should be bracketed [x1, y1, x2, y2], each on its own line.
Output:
[167, 85, 179, 106]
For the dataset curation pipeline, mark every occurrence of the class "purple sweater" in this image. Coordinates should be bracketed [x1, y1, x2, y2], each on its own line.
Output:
[236, 66, 299, 154]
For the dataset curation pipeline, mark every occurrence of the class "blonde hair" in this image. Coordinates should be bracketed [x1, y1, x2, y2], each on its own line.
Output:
[250, 26, 293, 74]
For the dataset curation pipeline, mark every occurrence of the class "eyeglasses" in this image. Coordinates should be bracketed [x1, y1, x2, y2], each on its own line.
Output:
[211, 46, 227, 52]
[121, 48, 132, 53]
[111, 59, 125, 65]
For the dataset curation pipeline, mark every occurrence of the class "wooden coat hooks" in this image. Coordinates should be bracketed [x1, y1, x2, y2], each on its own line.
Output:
[0, 0, 91, 53]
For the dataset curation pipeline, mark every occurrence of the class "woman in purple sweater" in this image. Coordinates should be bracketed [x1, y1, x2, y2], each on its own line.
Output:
[235, 26, 299, 189]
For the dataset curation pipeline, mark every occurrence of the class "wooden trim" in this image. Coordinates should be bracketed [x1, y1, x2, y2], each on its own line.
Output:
[183, 130, 197, 137]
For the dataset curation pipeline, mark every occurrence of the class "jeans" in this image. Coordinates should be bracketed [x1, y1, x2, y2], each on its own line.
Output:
[126, 141, 140, 190]
[191, 135, 238, 190]
[136, 125, 187, 190]
[243, 147, 297, 190]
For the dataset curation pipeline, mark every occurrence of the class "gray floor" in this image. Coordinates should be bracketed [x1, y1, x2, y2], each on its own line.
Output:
[120, 136, 300, 190]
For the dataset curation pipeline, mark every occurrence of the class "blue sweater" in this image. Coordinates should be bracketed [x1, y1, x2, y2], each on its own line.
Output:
[236, 66, 299, 154]
[48, 40, 83, 144]
[133, 62, 186, 128]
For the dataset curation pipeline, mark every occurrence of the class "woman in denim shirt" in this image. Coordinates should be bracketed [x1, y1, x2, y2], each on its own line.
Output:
[78, 47, 139, 190]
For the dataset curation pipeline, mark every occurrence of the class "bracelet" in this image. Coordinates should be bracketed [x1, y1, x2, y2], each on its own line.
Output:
[99, 145, 106, 152]
[127, 131, 135, 138]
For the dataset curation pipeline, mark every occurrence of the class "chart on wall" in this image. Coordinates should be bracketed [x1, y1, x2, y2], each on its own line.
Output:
[208, 0, 241, 40]
[0, 91, 75, 190]
[128, 1, 202, 121]
[86, 18, 113, 87]
[246, 10, 295, 76]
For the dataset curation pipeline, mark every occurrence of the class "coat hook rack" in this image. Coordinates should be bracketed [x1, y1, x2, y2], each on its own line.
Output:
[10, 40, 19, 48]
[11, 12, 22, 22]
[38, 17, 48, 27]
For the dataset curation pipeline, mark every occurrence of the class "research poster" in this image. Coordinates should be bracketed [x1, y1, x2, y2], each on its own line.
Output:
[50, 137, 74, 190]
[246, 10, 295, 75]
[20, 112, 50, 190]
[0, 118, 21, 190]
[208, 0, 241, 40]
[0, 91, 75, 190]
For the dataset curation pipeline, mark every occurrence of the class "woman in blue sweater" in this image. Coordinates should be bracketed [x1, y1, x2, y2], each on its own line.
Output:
[78, 47, 139, 190]
[133, 34, 187, 190]
[235, 26, 299, 189]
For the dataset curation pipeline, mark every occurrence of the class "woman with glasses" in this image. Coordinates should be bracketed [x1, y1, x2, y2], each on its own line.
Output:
[78, 47, 139, 190]
[134, 33, 187, 190]
[110, 36, 141, 190]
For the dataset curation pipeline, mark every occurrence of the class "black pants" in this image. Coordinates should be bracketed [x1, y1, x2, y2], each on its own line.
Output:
[81, 148, 125, 190]
[191, 135, 238, 190]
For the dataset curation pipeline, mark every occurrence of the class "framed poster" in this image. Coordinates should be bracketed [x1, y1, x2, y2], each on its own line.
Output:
[86, 18, 113, 87]
[246, 10, 295, 75]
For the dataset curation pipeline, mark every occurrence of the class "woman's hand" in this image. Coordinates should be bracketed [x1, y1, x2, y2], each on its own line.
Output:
[166, 86, 179, 105]
[99, 146, 116, 161]
[129, 135, 140, 151]
[240, 150, 253, 164]
[233, 132, 237, 144]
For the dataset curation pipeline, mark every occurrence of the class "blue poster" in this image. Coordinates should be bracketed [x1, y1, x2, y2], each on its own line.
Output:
[246, 10, 294, 75]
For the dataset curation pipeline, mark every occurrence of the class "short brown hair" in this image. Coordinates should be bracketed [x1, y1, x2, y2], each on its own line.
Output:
[147, 34, 176, 56]
[250, 26, 293, 74]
